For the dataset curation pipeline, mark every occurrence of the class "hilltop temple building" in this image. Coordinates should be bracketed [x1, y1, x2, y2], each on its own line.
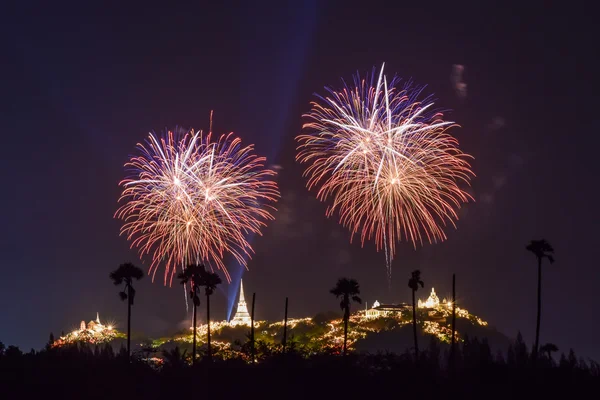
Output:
[364, 300, 409, 318]
[364, 287, 450, 318]
[230, 280, 252, 326]
[418, 288, 441, 309]
[52, 313, 116, 348]
[80, 312, 109, 332]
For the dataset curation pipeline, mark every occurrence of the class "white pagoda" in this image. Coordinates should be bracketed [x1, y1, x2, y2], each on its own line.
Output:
[418, 287, 440, 309]
[230, 280, 252, 326]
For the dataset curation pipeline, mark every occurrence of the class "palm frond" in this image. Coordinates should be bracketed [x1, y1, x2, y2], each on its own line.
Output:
[526, 239, 555, 262]
[199, 266, 222, 296]
[178, 264, 204, 289]
[110, 262, 144, 285]
[331, 277, 360, 297]
[408, 270, 424, 291]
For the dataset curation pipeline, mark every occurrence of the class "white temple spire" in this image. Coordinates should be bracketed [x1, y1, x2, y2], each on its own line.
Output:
[230, 279, 251, 325]
[239, 280, 246, 304]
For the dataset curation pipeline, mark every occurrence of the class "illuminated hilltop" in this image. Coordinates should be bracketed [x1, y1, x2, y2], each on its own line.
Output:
[52, 313, 124, 347]
[151, 284, 499, 358]
[52, 285, 503, 357]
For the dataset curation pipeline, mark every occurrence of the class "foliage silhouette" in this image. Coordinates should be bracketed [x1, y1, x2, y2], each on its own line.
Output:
[177, 264, 203, 365]
[250, 292, 256, 363]
[109, 262, 144, 360]
[330, 277, 362, 355]
[1, 336, 599, 398]
[540, 343, 559, 364]
[408, 269, 424, 361]
[46, 332, 55, 351]
[282, 297, 289, 353]
[198, 265, 222, 361]
[162, 346, 188, 369]
[526, 239, 554, 363]
[450, 273, 456, 370]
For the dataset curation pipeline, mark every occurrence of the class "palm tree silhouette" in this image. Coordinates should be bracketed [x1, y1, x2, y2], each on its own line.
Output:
[162, 346, 188, 369]
[526, 239, 555, 362]
[408, 269, 424, 362]
[109, 262, 144, 360]
[330, 278, 361, 356]
[199, 266, 222, 362]
[177, 264, 203, 365]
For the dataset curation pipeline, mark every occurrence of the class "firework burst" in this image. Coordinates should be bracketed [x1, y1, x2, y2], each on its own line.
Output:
[296, 64, 474, 280]
[116, 123, 279, 284]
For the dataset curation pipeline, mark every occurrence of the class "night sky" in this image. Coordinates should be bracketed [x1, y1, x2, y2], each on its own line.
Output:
[1, 1, 597, 359]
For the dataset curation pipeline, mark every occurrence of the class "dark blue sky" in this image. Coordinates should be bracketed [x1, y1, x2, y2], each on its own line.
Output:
[1, 1, 597, 359]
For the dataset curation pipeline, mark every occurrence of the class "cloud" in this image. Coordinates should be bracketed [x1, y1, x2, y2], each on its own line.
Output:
[451, 64, 467, 99]
[493, 175, 507, 189]
[508, 153, 524, 168]
[490, 117, 505, 131]
[481, 193, 494, 204]
[335, 249, 351, 266]
[270, 191, 316, 240]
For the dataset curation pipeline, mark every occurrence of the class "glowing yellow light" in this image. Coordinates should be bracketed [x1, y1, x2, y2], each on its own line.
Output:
[418, 288, 440, 308]
[53, 314, 121, 348]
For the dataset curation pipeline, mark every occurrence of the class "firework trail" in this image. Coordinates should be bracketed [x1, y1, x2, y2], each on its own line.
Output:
[116, 122, 279, 285]
[296, 64, 474, 282]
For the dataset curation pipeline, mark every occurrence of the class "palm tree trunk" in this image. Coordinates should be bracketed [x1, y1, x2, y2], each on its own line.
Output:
[534, 256, 542, 363]
[250, 292, 256, 364]
[412, 289, 419, 362]
[343, 306, 349, 356]
[450, 273, 456, 368]
[192, 301, 197, 366]
[206, 292, 211, 361]
[127, 287, 132, 362]
[282, 297, 288, 353]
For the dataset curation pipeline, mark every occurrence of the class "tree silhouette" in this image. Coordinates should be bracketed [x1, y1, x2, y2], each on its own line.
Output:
[177, 264, 203, 365]
[109, 262, 144, 360]
[408, 269, 424, 362]
[162, 346, 188, 369]
[330, 278, 361, 356]
[199, 265, 222, 362]
[526, 239, 554, 363]
[450, 274, 456, 370]
[282, 297, 289, 353]
[540, 342, 559, 364]
[46, 332, 55, 351]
